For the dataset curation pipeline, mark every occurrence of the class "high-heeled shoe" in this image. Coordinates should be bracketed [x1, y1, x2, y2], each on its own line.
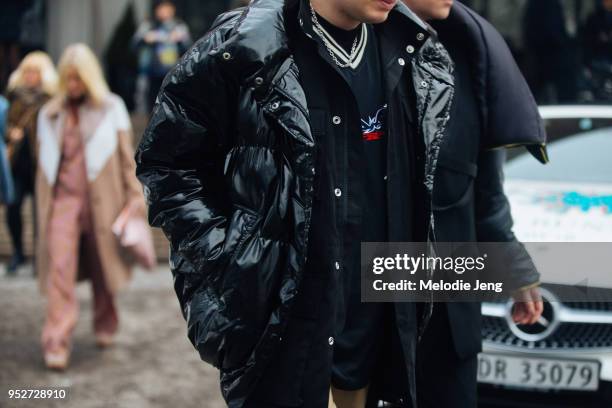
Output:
[44, 350, 69, 370]
[95, 332, 115, 348]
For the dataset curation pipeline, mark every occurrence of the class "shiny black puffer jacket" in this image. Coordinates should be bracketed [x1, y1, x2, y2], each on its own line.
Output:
[135, 1, 547, 406]
[136, 5, 320, 405]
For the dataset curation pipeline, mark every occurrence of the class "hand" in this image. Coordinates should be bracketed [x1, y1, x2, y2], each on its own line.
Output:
[144, 32, 158, 44]
[511, 286, 544, 325]
[8, 127, 24, 142]
[170, 30, 184, 43]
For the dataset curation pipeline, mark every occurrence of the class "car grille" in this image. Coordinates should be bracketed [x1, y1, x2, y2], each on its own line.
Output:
[562, 302, 612, 312]
[482, 315, 612, 349]
[482, 286, 612, 350]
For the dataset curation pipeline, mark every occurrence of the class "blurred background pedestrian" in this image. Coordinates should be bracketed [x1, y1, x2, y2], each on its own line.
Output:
[0, 2, 32, 92]
[4, 51, 57, 276]
[35, 43, 147, 370]
[131, 0, 191, 112]
[523, 0, 581, 104]
[581, 0, 612, 102]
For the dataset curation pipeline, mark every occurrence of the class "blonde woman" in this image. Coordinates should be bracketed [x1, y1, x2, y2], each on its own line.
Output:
[36, 43, 146, 369]
[5, 51, 57, 275]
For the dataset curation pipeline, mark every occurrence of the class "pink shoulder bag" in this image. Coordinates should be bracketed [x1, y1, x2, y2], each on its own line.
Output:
[112, 200, 156, 270]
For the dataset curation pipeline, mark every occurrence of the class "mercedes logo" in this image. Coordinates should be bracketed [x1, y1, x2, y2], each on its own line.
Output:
[505, 287, 561, 342]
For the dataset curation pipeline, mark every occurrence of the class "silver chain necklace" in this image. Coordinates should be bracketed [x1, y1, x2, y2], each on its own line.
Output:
[309, 3, 365, 69]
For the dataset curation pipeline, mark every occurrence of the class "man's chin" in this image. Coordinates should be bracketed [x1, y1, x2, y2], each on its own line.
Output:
[363, 11, 392, 24]
[431, 7, 452, 20]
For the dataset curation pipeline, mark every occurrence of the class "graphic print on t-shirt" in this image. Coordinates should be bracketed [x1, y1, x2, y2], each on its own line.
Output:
[361, 104, 387, 141]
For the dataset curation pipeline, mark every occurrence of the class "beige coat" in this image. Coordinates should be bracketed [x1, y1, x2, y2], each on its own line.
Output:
[35, 93, 146, 295]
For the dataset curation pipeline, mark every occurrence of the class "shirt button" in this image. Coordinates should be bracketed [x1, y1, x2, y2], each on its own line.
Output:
[311, 167, 316, 175]
[335, 261, 340, 270]
[328, 336, 335, 346]
[398, 58, 405, 66]
[383, 175, 388, 181]
[420, 81, 428, 89]
[406, 45, 415, 54]
[334, 188, 342, 197]
[332, 115, 342, 125]
[417, 32, 425, 41]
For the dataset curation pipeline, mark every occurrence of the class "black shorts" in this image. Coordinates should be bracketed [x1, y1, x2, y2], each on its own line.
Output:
[332, 300, 478, 408]
[331, 296, 395, 390]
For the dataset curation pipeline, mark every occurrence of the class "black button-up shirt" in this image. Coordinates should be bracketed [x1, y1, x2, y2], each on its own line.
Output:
[293, 0, 430, 330]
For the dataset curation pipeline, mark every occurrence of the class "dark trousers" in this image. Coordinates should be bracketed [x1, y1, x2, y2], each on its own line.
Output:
[6, 174, 32, 257]
[408, 303, 478, 408]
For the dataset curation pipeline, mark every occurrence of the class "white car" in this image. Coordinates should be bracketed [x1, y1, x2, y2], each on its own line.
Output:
[478, 106, 612, 408]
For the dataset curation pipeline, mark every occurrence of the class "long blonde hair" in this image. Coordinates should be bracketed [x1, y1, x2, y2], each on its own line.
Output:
[57, 43, 110, 105]
[7, 51, 58, 95]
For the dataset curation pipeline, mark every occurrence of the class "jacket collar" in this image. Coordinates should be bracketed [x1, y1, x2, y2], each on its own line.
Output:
[220, 0, 433, 93]
[219, 0, 291, 94]
[42, 95, 112, 150]
[375, 2, 434, 95]
[295, 0, 432, 62]
[431, 2, 548, 163]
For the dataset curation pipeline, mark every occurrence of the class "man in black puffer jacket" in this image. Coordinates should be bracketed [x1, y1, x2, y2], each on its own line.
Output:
[135, 0, 546, 407]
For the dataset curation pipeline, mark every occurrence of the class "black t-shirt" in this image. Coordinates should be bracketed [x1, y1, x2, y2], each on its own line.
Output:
[314, 15, 388, 243]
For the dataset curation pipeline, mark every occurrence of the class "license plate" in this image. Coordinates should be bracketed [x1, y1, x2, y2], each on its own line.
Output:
[478, 353, 600, 391]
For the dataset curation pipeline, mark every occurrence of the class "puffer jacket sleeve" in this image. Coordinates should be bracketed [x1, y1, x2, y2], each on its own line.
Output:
[474, 149, 540, 292]
[134, 15, 240, 363]
[135, 26, 238, 268]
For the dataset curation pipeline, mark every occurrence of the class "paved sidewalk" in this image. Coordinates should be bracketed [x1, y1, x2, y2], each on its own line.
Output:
[0, 264, 225, 408]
